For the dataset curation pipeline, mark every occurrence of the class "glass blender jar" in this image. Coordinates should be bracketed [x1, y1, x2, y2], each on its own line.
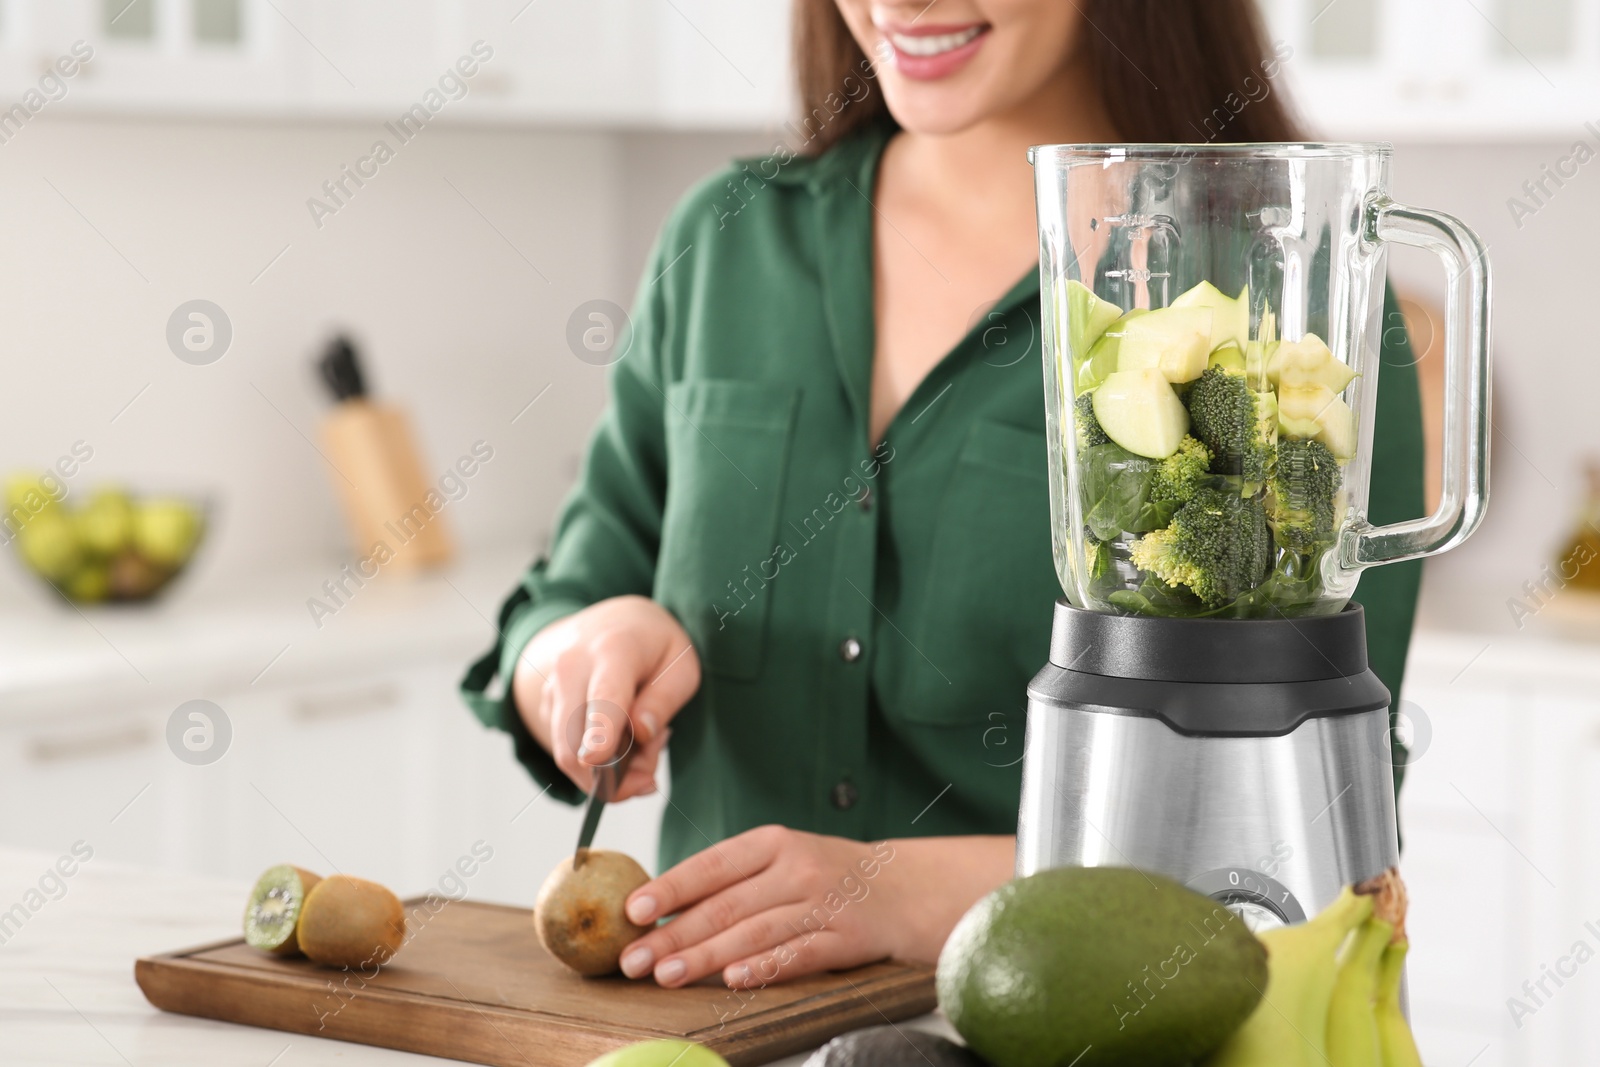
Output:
[1030, 143, 1491, 617]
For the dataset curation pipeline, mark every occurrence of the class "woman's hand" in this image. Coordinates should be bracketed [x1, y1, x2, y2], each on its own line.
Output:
[511, 595, 701, 799]
[617, 826, 1015, 989]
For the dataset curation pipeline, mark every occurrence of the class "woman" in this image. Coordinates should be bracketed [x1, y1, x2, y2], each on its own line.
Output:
[461, 0, 1425, 990]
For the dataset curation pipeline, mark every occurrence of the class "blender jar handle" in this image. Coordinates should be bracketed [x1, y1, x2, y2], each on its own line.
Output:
[1341, 198, 1492, 574]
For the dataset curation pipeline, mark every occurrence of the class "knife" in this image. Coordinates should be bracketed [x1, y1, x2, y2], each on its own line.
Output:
[573, 718, 635, 868]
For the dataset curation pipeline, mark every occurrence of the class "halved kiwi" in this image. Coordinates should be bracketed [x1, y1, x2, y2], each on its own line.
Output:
[243, 864, 322, 956]
[296, 875, 406, 969]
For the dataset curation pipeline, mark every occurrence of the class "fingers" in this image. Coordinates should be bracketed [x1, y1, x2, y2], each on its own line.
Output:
[611, 728, 670, 801]
[645, 905, 828, 988]
[723, 928, 864, 989]
[580, 637, 641, 769]
[619, 875, 776, 980]
[634, 639, 701, 745]
[544, 644, 595, 793]
[627, 825, 787, 926]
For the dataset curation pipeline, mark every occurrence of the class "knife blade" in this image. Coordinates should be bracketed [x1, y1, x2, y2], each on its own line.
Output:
[573, 719, 635, 868]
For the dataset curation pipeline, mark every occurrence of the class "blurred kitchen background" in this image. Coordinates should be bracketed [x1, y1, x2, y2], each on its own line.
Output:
[0, 0, 1597, 1063]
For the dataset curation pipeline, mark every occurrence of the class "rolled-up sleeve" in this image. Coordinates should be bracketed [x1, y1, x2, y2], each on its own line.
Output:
[459, 229, 675, 804]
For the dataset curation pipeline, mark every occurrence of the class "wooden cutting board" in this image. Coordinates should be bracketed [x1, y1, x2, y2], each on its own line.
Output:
[135, 898, 937, 1066]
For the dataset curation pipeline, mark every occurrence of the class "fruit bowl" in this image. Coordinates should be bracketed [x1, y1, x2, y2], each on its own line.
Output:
[5, 477, 209, 604]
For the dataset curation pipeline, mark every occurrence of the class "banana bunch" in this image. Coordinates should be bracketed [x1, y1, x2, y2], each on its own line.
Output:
[1206, 869, 1425, 1067]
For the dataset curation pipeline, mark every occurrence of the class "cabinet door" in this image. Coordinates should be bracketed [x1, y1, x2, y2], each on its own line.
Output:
[1396, 674, 1521, 1065]
[0, 704, 204, 873]
[217, 670, 426, 890]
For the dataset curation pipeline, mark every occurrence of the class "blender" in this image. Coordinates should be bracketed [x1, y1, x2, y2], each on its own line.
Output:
[1018, 143, 1491, 928]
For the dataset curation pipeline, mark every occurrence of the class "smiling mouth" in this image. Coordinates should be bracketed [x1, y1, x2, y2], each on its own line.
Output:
[887, 25, 987, 57]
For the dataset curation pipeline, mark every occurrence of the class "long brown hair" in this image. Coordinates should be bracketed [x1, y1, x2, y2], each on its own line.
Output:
[792, 0, 1305, 153]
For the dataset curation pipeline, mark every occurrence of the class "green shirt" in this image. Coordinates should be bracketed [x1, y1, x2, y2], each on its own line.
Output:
[460, 125, 1425, 872]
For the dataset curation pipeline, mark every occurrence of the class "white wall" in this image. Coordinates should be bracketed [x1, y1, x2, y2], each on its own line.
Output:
[1385, 141, 1596, 620]
[0, 114, 633, 593]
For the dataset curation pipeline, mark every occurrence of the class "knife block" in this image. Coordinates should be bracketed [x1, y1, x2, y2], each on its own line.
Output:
[320, 399, 453, 572]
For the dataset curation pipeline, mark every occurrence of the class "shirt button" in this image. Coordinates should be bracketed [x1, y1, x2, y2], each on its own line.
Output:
[859, 488, 873, 512]
[831, 781, 859, 811]
[838, 636, 862, 663]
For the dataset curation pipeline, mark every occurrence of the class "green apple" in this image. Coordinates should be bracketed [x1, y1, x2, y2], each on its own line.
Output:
[1268, 334, 1356, 392]
[586, 1041, 729, 1067]
[5, 474, 62, 528]
[1173, 280, 1249, 351]
[133, 499, 203, 567]
[1208, 342, 1246, 374]
[17, 510, 82, 581]
[1092, 369, 1190, 459]
[78, 489, 135, 556]
[1075, 308, 1147, 395]
[1115, 306, 1214, 384]
[64, 563, 111, 604]
[1062, 279, 1123, 363]
[1278, 383, 1357, 460]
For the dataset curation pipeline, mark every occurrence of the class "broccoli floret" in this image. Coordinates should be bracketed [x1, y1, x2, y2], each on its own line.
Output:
[1186, 365, 1275, 484]
[1075, 393, 1109, 449]
[1149, 435, 1211, 510]
[1129, 485, 1272, 607]
[1271, 437, 1341, 553]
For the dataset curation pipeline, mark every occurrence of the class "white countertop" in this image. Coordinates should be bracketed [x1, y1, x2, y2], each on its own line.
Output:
[0, 546, 533, 721]
[0, 847, 946, 1066]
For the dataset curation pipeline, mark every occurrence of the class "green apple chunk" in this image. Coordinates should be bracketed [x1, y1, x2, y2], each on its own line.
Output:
[1075, 308, 1147, 395]
[1062, 279, 1122, 362]
[1208, 342, 1245, 373]
[1091, 370, 1190, 459]
[1278, 383, 1357, 460]
[1173, 280, 1249, 351]
[1268, 334, 1356, 392]
[1115, 306, 1213, 384]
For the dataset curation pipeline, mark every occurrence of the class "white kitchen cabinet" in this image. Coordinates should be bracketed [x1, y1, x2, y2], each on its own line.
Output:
[1, 0, 1582, 136]
[1397, 633, 1600, 1067]
[0, 0, 788, 127]
[0, 656, 666, 906]
[1261, 0, 1599, 137]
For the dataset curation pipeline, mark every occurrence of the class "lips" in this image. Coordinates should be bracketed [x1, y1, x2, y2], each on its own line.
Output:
[878, 21, 990, 81]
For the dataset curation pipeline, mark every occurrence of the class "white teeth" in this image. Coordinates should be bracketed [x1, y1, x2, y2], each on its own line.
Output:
[889, 26, 983, 58]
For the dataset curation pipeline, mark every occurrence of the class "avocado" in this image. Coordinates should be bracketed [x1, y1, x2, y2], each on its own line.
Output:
[1115, 306, 1214, 384]
[937, 866, 1266, 1067]
[1091, 370, 1189, 459]
[805, 1027, 985, 1067]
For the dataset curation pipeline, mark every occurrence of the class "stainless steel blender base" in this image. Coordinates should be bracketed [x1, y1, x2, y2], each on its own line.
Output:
[1017, 698, 1400, 927]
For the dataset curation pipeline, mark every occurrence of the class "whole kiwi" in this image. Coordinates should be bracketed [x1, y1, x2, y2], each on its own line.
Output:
[296, 874, 406, 969]
[535, 850, 652, 977]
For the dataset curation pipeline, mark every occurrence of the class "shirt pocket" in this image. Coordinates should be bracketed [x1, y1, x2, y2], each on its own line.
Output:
[654, 379, 800, 681]
[899, 418, 1056, 726]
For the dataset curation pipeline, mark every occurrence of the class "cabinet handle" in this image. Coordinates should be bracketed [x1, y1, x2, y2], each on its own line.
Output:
[291, 682, 400, 722]
[27, 724, 154, 764]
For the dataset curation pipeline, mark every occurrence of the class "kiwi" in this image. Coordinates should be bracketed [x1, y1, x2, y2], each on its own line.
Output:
[296, 875, 407, 969]
[243, 864, 322, 956]
[535, 850, 652, 977]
